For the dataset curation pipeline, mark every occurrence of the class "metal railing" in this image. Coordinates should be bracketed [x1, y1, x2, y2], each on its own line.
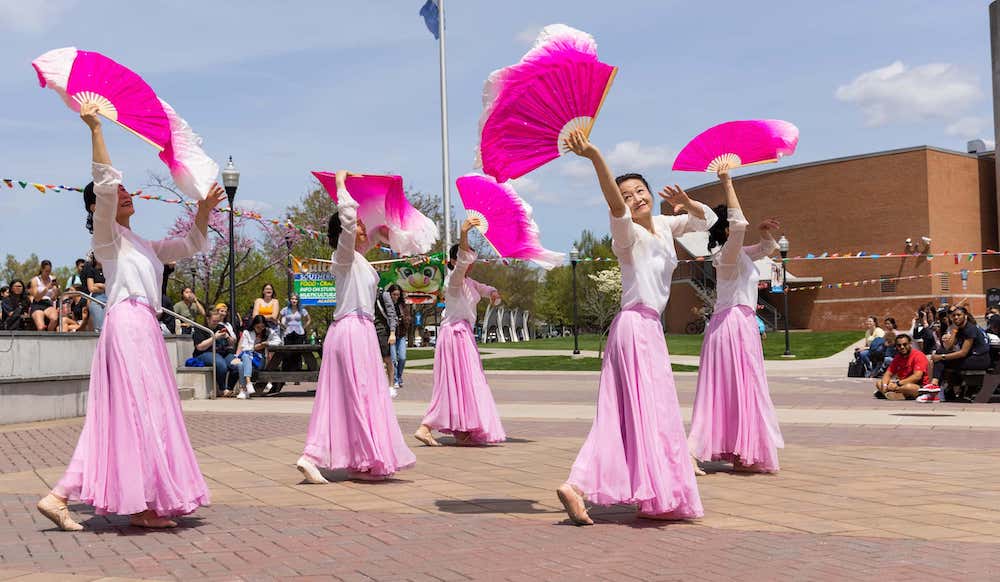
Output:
[57, 291, 221, 399]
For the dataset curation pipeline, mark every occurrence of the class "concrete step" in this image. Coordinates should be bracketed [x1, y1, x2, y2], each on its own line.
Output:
[178, 387, 195, 400]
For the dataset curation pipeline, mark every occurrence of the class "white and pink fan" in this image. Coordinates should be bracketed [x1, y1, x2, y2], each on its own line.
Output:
[32, 47, 218, 200]
[672, 119, 799, 173]
[312, 172, 438, 256]
[475, 24, 618, 183]
[455, 173, 564, 270]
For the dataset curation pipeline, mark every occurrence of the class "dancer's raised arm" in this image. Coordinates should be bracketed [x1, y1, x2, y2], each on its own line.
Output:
[82, 103, 118, 255]
[449, 217, 481, 289]
[329, 170, 359, 267]
[564, 129, 626, 218]
[717, 170, 748, 266]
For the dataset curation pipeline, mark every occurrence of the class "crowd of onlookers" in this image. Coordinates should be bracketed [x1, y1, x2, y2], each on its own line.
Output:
[1, 257, 106, 333]
[854, 300, 1000, 403]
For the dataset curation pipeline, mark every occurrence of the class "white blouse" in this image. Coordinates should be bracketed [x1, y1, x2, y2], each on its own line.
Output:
[91, 163, 207, 313]
[442, 248, 497, 326]
[712, 209, 779, 312]
[329, 188, 380, 321]
[611, 203, 717, 315]
[238, 327, 281, 354]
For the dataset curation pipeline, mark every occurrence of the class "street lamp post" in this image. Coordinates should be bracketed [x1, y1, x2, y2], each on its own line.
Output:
[778, 235, 794, 358]
[570, 245, 581, 358]
[285, 233, 294, 305]
[221, 157, 240, 329]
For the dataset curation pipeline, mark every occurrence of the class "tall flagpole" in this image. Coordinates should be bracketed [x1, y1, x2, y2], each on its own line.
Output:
[438, 0, 452, 252]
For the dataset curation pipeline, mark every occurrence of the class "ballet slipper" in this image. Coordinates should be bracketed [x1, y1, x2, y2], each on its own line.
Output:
[453, 431, 478, 446]
[296, 456, 329, 484]
[691, 455, 706, 477]
[129, 510, 177, 529]
[413, 425, 441, 447]
[636, 510, 690, 521]
[556, 483, 593, 526]
[347, 470, 388, 482]
[37, 494, 83, 532]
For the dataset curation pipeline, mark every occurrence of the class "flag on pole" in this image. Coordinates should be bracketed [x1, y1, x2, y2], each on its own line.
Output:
[420, 0, 440, 39]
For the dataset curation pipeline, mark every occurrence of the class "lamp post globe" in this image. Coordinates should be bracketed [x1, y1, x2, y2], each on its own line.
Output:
[221, 157, 240, 328]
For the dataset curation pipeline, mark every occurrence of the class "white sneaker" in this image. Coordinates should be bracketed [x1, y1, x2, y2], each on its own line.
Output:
[295, 456, 329, 484]
[265, 382, 273, 391]
[392, 382, 400, 389]
[389, 386, 399, 399]
[236, 389, 248, 400]
[246, 381, 256, 395]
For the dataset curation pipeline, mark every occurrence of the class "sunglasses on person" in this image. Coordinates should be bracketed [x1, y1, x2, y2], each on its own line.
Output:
[895, 340, 911, 348]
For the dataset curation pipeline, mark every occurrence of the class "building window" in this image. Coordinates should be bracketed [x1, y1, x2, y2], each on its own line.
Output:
[880, 275, 896, 293]
[940, 273, 950, 292]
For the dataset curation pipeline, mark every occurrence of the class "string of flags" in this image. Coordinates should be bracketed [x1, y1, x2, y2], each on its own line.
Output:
[5, 176, 1000, 266]
[786, 267, 1000, 293]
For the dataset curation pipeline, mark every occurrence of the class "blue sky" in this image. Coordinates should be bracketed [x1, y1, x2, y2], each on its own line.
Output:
[0, 0, 995, 267]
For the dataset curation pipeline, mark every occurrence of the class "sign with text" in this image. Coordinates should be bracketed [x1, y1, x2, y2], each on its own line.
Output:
[294, 272, 336, 306]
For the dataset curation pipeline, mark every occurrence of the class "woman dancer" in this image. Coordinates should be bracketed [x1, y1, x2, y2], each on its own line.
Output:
[687, 169, 784, 474]
[296, 170, 415, 483]
[37, 103, 222, 530]
[414, 217, 505, 447]
[556, 130, 710, 525]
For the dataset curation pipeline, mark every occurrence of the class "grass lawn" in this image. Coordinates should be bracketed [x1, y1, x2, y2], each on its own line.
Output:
[405, 349, 436, 360]
[484, 332, 861, 360]
[478, 355, 698, 372]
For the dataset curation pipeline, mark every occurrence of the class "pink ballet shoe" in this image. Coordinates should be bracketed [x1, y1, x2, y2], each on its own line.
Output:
[129, 510, 177, 529]
[37, 494, 83, 532]
[556, 483, 593, 526]
[414, 425, 441, 447]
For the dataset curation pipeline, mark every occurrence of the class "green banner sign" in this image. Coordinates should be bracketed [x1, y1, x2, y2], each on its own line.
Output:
[294, 272, 336, 306]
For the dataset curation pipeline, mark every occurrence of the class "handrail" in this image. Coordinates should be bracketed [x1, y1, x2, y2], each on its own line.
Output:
[57, 290, 220, 399]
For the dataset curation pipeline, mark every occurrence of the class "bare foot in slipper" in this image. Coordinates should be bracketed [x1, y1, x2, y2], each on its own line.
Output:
[556, 483, 593, 526]
[130, 510, 177, 529]
[37, 493, 83, 532]
[348, 470, 388, 482]
[414, 425, 441, 447]
[691, 455, 706, 477]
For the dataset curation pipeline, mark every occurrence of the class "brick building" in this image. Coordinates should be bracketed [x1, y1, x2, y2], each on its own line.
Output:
[661, 145, 1000, 332]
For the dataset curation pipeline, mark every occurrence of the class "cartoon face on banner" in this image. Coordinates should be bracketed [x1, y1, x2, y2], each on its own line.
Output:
[378, 253, 446, 304]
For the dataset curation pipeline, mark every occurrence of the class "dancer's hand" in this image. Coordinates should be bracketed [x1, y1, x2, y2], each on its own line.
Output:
[461, 217, 483, 233]
[80, 102, 102, 131]
[564, 129, 599, 159]
[758, 218, 781, 234]
[659, 185, 693, 214]
[490, 291, 501, 306]
[197, 183, 227, 215]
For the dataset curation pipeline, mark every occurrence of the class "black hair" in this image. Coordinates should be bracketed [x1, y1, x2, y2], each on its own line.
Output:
[386, 283, 404, 304]
[951, 305, 976, 326]
[447, 243, 460, 270]
[260, 283, 274, 297]
[75, 258, 85, 267]
[249, 314, 270, 341]
[0, 286, 7, 295]
[83, 182, 96, 234]
[614, 173, 650, 191]
[328, 213, 342, 250]
[707, 204, 729, 252]
[8, 279, 26, 298]
[883, 317, 897, 329]
[894, 333, 912, 344]
[38, 260, 52, 276]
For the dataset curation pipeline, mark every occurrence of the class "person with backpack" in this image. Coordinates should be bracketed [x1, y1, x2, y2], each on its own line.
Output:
[373, 285, 399, 398]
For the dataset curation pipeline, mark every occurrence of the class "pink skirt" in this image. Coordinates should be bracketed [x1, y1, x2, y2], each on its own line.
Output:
[53, 299, 210, 517]
[302, 314, 415, 476]
[688, 305, 784, 472]
[568, 305, 703, 517]
[421, 319, 506, 444]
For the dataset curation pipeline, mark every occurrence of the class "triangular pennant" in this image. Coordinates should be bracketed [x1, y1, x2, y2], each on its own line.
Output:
[33, 184, 46, 193]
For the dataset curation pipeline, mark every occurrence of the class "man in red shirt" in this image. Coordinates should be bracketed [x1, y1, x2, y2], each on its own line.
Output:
[874, 334, 928, 400]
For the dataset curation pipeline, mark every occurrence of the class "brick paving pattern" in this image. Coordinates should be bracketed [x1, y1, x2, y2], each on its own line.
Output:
[0, 370, 998, 580]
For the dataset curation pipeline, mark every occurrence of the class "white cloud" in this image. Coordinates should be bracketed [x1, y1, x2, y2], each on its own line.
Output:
[558, 158, 595, 180]
[605, 141, 675, 171]
[835, 61, 983, 126]
[0, 0, 77, 33]
[511, 175, 565, 205]
[515, 25, 542, 44]
[945, 116, 992, 139]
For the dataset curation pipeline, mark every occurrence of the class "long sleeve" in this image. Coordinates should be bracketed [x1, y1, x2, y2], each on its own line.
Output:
[470, 278, 497, 301]
[664, 202, 718, 237]
[239, 330, 255, 353]
[91, 163, 123, 260]
[609, 209, 638, 261]
[382, 291, 399, 332]
[332, 187, 360, 267]
[745, 235, 779, 262]
[717, 209, 749, 266]
[448, 248, 477, 290]
[150, 225, 209, 265]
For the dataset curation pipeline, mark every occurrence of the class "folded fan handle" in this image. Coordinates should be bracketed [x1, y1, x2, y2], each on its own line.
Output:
[475, 225, 503, 260]
[98, 111, 166, 153]
[586, 67, 619, 137]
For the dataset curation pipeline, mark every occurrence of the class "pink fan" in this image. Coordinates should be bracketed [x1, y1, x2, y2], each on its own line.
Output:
[312, 172, 438, 256]
[475, 24, 617, 183]
[32, 47, 218, 199]
[455, 173, 564, 270]
[672, 119, 799, 173]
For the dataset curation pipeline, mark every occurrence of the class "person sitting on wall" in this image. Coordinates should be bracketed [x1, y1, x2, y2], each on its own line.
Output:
[874, 334, 928, 400]
[920, 306, 992, 402]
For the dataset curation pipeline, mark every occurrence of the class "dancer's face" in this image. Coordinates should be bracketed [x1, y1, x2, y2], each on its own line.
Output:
[355, 219, 369, 250]
[617, 178, 652, 219]
[117, 185, 135, 221]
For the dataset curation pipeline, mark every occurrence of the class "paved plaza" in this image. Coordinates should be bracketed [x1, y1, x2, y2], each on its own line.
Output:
[2, 362, 999, 581]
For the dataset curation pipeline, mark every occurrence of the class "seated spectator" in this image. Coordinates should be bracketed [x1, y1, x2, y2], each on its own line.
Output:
[83, 256, 107, 332]
[0, 286, 8, 299]
[58, 298, 88, 332]
[1, 279, 31, 330]
[172, 286, 205, 335]
[874, 317, 899, 376]
[215, 303, 239, 339]
[921, 306, 991, 402]
[912, 307, 938, 354]
[192, 306, 240, 397]
[67, 258, 86, 289]
[252, 283, 281, 332]
[874, 334, 928, 400]
[234, 315, 280, 400]
[854, 316, 885, 376]
[29, 260, 60, 331]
